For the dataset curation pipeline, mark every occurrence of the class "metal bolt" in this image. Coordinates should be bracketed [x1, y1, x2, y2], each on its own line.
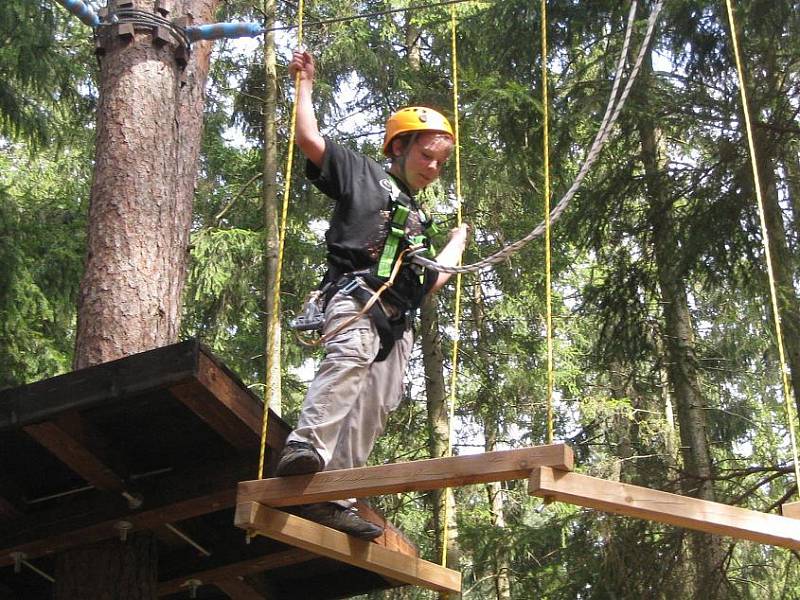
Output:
[183, 578, 202, 599]
[114, 520, 133, 542]
[10, 552, 26, 574]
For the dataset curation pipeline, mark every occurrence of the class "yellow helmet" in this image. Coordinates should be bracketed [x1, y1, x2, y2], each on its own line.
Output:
[382, 106, 454, 155]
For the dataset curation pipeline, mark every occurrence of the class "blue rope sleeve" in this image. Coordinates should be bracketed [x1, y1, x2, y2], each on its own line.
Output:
[186, 22, 264, 42]
[55, 0, 100, 28]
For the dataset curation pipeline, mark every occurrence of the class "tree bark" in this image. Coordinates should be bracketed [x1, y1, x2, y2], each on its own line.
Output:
[419, 294, 459, 570]
[74, 0, 216, 369]
[262, 0, 282, 415]
[639, 51, 726, 600]
[66, 1, 217, 597]
[54, 534, 158, 600]
[755, 128, 800, 420]
[473, 281, 511, 600]
[783, 146, 800, 249]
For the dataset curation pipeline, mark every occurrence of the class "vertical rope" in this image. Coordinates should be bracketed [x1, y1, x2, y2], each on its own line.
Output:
[724, 0, 800, 491]
[258, 1, 305, 480]
[439, 3, 464, 581]
[541, 0, 554, 444]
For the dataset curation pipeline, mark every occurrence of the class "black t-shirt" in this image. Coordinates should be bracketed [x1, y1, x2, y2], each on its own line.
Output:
[306, 138, 435, 308]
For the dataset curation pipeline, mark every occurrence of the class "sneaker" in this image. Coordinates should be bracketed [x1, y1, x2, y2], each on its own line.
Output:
[289, 502, 384, 541]
[275, 441, 324, 476]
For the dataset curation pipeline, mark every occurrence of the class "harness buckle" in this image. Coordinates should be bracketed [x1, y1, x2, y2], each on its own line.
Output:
[339, 276, 361, 295]
[289, 290, 325, 331]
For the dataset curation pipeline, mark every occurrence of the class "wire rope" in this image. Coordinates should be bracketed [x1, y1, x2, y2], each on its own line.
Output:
[409, 0, 665, 275]
[257, 0, 304, 480]
[112, 8, 192, 49]
[265, 0, 486, 35]
[724, 0, 800, 492]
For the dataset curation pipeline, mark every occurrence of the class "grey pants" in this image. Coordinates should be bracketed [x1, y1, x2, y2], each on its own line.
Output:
[287, 291, 413, 503]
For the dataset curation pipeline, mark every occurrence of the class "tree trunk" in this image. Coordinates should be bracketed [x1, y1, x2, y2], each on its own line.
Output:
[54, 534, 158, 600]
[755, 128, 800, 421]
[783, 145, 800, 248]
[473, 282, 511, 600]
[419, 294, 459, 571]
[262, 0, 281, 415]
[66, 1, 217, 597]
[639, 51, 726, 600]
[74, 0, 216, 369]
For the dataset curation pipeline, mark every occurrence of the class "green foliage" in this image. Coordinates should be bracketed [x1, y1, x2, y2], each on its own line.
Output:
[0, 0, 96, 147]
[0, 143, 88, 387]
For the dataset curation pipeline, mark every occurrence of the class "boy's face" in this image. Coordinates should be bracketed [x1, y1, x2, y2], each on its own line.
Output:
[391, 132, 454, 192]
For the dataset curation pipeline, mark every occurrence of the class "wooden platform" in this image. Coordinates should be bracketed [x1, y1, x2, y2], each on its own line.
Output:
[529, 467, 800, 550]
[0, 340, 420, 599]
[235, 444, 573, 594]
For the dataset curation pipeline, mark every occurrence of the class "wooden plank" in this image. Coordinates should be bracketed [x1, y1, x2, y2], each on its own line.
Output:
[214, 577, 266, 600]
[234, 502, 461, 594]
[529, 467, 800, 550]
[238, 444, 574, 507]
[158, 549, 313, 595]
[782, 501, 800, 520]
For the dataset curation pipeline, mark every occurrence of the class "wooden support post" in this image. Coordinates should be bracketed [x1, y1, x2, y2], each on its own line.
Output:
[238, 444, 573, 507]
[530, 467, 800, 550]
[235, 502, 461, 594]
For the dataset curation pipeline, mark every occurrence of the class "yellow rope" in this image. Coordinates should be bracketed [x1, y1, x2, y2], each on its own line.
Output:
[725, 0, 800, 492]
[439, 3, 464, 578]
[541, 0, 554, 445]
[258, 1, 304, 480]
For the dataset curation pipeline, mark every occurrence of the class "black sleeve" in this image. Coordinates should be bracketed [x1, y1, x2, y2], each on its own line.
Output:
[305, 138, 374, 207]
[422, 267, 439, 297]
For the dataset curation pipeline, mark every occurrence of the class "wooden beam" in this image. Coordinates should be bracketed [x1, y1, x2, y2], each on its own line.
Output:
[170, 350, 287, 453]
[0, 488, 235, 567]
[157, 548, 313, 595]
[354, 501, 418, 556]
[530, 467, 800, 550]
[235, 502, 461, 594]
[0, 473, 26, 520]
[0, 495, 22, 520]
[23, 420, 128, 493]
[169, 379, 260, 451]
[238, 444, 574, 507]
[214, 577, 265, 600]
[783, 501, 800, 520]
